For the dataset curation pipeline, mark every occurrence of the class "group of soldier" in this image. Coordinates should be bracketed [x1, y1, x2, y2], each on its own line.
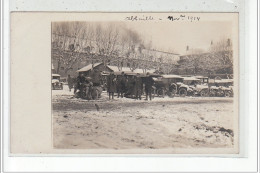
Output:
[106, 72, 154, 101]
[67, 70, 155, 101]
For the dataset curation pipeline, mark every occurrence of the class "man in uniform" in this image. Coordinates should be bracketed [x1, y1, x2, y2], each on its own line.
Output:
[107, 72, 117, 100]
[135, 73, 143, 100]
[144, 72, 154, 101]
[117, 72, 126, 98]
[67, 75, 73, 92]
[76, 73, 86, 98]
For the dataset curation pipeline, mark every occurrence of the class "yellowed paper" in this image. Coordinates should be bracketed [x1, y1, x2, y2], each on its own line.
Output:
[11, 12, 239, 154]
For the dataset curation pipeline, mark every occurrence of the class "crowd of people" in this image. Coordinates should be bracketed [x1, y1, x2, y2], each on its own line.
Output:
[68, 70, 155, 101]
[106, 71, 155, 100]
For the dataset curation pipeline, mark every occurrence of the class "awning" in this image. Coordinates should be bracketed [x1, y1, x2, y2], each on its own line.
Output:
[162, 75, 184, 79]
[183, 77, 200, 81]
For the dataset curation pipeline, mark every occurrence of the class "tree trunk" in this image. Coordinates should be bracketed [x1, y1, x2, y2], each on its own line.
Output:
[57, 58, 61, 74]
[64, 68, 70, 75]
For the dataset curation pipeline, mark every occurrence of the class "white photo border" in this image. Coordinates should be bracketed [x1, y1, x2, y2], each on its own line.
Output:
[1, 0, 259, 172]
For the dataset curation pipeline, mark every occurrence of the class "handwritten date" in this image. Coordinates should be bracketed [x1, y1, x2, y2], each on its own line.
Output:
[168, 15, 200, 22]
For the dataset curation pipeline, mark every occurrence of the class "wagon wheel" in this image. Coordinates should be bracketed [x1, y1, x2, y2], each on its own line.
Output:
[192, 90, 197, 97]
[200, 89, 209, 97]
[167, 91, 175, 98]
[209, 90, 216, 97]
[169, 83, 177, 95]
[157, 88, 164, 97]
[167, 88, 177, 98]
[217, 89, 225, 97]
[179, 88, 187, 97]
[224, 90, 232, 97]
[187, 90, 194, 96]
[215, 76, 222, 80]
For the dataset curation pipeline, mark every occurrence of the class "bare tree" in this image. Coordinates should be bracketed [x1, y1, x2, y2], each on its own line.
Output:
[93, 24, 120, 67]
[52, 22, 163, 75]
[209, 38, 233, 68]
[162, 53, 176, 74]
[177, 49, 205, 75]
[119, 28, 142, 71]
[177, 38, 233, 75]
[52, 22, 94, 74]
[52, 22, 70, 74]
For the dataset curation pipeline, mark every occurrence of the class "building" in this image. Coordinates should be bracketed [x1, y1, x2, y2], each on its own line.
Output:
[176, 50, 233, 76]
[77, 63, 155, 76]
[52, 48, 179, 77]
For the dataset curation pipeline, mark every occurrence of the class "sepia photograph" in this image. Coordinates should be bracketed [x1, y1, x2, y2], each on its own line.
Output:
[5, 0, 258, 171]
[51, 13, 239, 153]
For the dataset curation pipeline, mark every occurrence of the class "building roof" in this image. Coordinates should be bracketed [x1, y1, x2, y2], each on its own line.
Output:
[162, 74, 184, 79]
[76, 63, 102, 72]
[107, 65, 155, 74]
[77, 63, 156, 74]
[183, 77, 200, 81]
[195, 76, 208, 79]
[52, 74, 61, 77]
[214, 79, 233, 83]
[134, 68, 155, 74]
[107, 65, 132, 73]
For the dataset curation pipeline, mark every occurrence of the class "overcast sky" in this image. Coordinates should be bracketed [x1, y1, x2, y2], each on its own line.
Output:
[125, 21, 233, 55]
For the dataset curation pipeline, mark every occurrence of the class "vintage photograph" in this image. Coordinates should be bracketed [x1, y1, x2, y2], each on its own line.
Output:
[51, 13, 238, 153]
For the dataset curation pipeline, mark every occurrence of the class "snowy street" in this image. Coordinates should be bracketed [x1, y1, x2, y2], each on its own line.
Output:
[52, 85, 235, 151]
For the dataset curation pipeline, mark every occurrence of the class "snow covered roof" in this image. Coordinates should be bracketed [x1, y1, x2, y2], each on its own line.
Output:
[214, 79, 233, 83]
[52, 74, 61, 77]
[77, 63, 102, 72]
[195, 76, 208, 79]
[162, 75, 184, 79]
[183, 77, 200, 81]
[107, 65, 132, 73]
[134, 68, 155, 74]
[77, 63, 155, 74]
[107, 65, 155, 74]
[113, 71, 137, 76]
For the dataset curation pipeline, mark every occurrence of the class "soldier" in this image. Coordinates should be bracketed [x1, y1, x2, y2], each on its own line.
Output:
[135, 73, 143, 100]
[76, 73, 86, 98]
[107, 72, 117, 100]
[67, 75, 73, 92]
[117, 72, 126, 98]
[144, 72, 154, 101]
[84, 76, 93, 99]
[126, 75, 135, 98]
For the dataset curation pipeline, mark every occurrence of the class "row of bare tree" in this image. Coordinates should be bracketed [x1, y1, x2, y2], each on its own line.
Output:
[51, 22, 234, 76]
[52, 22, 171, 74]
[176, 38, 233, 75]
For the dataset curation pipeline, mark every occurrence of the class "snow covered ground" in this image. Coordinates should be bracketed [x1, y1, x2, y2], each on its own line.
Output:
[52, 85, 236, 152]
